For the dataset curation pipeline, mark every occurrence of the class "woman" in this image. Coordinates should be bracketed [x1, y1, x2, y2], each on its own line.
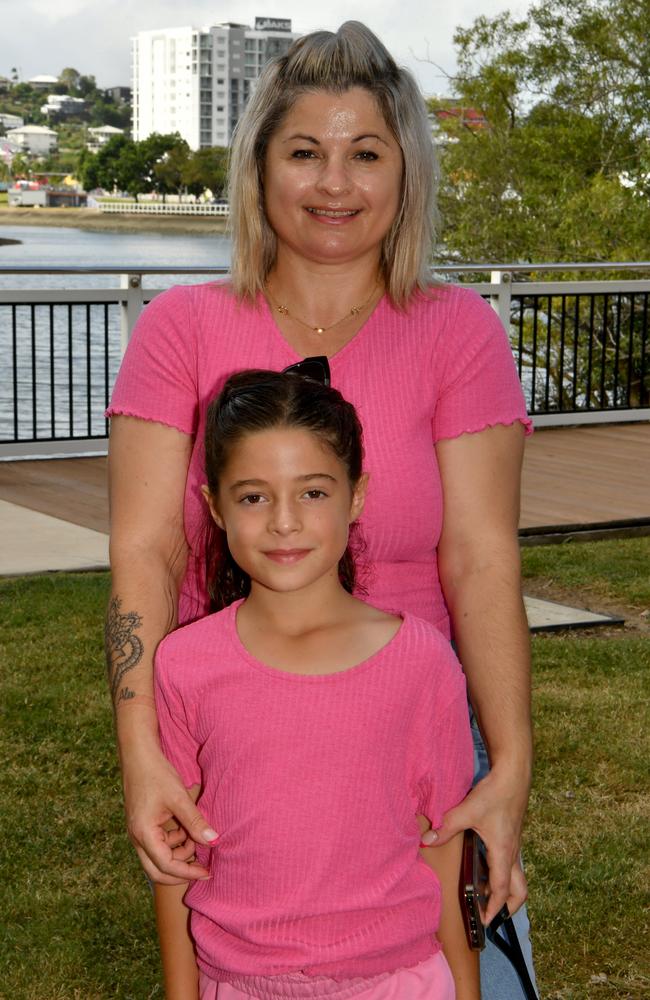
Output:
[106, 21, 535, 998]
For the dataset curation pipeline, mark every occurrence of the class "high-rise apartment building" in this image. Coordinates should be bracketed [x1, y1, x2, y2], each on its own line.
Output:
[132, 17, 299, 149]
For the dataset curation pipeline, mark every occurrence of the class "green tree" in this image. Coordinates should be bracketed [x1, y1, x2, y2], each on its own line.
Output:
[182, 146, 229, 198]
[432, 0, 650, 410]
[58, 67, 81, 93]
[153, 141, 191, 198]
[78, 132, 186, 199]
[433, 0, 650, 265]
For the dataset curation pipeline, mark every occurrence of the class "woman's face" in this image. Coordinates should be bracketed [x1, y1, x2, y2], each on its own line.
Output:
[263, 87, 403, 270]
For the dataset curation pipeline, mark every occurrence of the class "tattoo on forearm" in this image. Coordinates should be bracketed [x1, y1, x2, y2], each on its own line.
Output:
[105, 597, 144, 704]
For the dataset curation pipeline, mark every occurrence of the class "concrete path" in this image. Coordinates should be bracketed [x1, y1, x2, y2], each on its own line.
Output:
[0, 499, 108, 576]
[0, 499, 624, 632]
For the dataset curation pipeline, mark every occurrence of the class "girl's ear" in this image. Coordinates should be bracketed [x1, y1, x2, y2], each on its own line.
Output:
[349, 472, 368, 523]
[201, 484, 225, 530]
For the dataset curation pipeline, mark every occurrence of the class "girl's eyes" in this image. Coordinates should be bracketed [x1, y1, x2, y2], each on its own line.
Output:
[237, 490, 327, 504]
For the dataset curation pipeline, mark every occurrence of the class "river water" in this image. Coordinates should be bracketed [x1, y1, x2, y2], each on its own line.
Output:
[0, 224, 231, 285]
[0, 224, 232, 442]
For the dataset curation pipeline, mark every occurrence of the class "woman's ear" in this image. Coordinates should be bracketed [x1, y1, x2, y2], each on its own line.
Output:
[349, 472, 369, 523]
[201, 484, 225, 530]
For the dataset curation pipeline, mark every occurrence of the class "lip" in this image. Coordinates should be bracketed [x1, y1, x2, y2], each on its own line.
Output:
[263, 548, 311, 564]
[305, 207, 360, 224]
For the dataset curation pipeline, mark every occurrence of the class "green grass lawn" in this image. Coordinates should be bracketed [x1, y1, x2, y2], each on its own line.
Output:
[1, 539, 649, 999]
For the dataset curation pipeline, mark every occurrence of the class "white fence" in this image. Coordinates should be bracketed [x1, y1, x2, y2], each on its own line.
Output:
[98, 202, 229, 217]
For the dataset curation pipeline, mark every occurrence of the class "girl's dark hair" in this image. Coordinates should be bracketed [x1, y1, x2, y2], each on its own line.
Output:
[204, 369, 365, 611]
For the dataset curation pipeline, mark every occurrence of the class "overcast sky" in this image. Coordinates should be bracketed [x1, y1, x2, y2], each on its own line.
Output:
[0, 0, 528, 97]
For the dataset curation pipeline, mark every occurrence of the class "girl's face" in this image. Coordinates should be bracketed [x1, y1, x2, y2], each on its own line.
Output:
[204, 426, 366, 600]
[263, 86, 403, 269]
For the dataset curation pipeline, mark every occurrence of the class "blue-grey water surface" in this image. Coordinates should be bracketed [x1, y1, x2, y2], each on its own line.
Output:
[0, 225, 231, 441]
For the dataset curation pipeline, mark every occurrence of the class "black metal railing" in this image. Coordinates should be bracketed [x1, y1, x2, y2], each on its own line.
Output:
[2, 301, 122, 444]
[510, 290, 649, 415]
[1, 265, 649, 452]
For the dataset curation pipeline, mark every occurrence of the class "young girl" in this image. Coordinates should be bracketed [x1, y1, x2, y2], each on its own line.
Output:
[153, 367, 478, 1000]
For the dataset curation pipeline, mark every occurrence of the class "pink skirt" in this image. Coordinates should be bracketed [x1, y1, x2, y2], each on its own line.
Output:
[199, 952, 455, 999]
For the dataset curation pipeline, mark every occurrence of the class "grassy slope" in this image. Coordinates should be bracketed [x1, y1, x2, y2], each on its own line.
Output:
[1, 538, 649, 997]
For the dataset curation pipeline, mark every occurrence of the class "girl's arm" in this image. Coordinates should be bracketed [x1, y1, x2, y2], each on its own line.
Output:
[418, 824, 480, 1000]
[154, 786, 203, 1000]
[434, 422, 532, 923]
[155, 882, 200, 1000]
[107, 415, 216, 882]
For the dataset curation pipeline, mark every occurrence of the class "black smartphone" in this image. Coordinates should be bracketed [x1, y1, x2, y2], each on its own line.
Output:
[459, 829, 490, 950]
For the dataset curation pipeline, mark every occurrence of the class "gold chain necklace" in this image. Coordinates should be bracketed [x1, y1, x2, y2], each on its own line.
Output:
[266, 279, 380, 335]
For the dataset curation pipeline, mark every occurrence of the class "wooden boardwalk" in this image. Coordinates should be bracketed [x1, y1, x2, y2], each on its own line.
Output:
[0, 423, 648, 536]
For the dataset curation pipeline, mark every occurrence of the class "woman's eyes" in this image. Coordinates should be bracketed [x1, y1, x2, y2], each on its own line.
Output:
[303, 489, 328, 500]
[239, 494, 266, 505]
[289, 149, 379, 162]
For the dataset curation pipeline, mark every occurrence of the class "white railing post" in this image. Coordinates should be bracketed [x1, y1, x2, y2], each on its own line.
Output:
[120, 272, 144, 352]
[490, 270, 513, 331]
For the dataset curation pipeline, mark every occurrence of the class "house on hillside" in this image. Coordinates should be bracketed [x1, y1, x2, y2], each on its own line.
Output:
[27, 74, 59, 91]
[86, 124, 124, 153]
[105, 86, 131, 104]
[41, 94, 86, 118]
[0, 112, 24, 130]
[6, 124, 58, 156]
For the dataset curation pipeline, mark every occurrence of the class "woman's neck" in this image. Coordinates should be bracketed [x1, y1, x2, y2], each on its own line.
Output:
[265, 253, 385, 358]
[268, 251, 383, 326]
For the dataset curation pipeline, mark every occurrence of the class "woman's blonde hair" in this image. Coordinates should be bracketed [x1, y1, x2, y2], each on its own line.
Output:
[228, 21, 438, 307]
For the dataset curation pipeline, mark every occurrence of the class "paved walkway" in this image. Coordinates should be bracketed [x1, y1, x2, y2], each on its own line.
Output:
[0, 499, 108, 575]
[1, 423, 645, 630]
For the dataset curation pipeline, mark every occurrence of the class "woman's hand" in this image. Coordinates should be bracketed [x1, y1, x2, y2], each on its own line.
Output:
[121, 732, 217, 884]
[422, 764, 529, 923]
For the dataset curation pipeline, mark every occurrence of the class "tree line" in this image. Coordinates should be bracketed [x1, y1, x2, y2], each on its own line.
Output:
[430, 0, 650, 411]
[78, 134, 228, 200]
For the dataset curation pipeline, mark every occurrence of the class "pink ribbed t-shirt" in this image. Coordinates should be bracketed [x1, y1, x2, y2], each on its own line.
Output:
[154, 606, 474, 990]
[107, 282, 531, 633]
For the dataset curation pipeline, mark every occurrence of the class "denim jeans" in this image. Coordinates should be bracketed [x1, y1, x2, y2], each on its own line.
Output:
[471, 711, 539, 999]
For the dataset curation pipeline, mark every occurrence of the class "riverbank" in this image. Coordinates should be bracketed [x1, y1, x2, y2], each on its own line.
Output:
[0, 207, 229, 237]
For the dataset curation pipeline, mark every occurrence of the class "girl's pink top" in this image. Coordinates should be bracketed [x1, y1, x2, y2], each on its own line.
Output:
[154, 605, 474, 991]
[107, 282, 531, 634]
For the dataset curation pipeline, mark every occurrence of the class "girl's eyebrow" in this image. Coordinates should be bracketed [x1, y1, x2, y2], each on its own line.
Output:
[229, 473, 337, 490]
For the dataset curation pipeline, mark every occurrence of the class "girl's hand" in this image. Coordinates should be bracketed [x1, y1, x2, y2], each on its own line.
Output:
[121, 738, 217, 884]
[422, 765, 529, 924]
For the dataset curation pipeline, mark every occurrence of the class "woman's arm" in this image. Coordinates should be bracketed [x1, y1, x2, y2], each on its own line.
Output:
[433, 422, 532, 923]
[418, 821, 479, 1000]
[107, 415, 217, 882]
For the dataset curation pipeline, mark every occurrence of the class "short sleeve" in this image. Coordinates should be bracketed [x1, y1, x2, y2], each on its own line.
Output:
[154, 638, 202, 789]
[413, 685, 474, 831]
[432, 288, 533, 443]
[106, 285, 198, 435]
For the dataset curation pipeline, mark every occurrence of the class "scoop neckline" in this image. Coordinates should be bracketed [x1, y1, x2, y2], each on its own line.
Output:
[256, 289, 388, 366]
[226, 599, 407, 682]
